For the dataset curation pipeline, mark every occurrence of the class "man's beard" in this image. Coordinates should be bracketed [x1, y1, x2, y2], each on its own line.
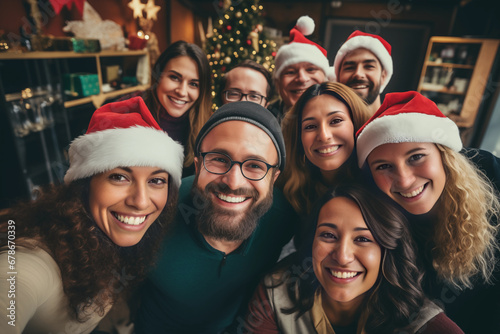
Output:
[191, 177, 274, 242]
[346, 79, 381, 105]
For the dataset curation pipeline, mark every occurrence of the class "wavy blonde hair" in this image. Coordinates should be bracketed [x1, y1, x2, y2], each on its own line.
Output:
[432, 145, 499, 288]
[277, 82, 371, 214]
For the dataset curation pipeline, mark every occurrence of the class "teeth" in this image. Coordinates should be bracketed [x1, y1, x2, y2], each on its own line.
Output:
[115, 214, 146, 225]
[170, 97, 187, 104]
[217, 193, 246, 203]
[317, 146, 339, 154]
[400, 185, 424, 198]
[329, 270, 358, 279]
[351, 84, 368, 89]
[292, 89, 305, 95]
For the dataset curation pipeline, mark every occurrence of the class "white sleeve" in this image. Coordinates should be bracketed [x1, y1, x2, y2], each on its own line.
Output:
[0, 246, 61, 333]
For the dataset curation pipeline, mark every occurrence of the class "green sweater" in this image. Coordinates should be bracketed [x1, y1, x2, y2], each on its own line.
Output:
[135, 175, 298, 334]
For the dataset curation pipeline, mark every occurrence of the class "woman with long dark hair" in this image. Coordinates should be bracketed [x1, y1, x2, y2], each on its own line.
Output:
[242, 184, 463, 333]
[141, 40, 212, 174]
[0, 97, 184, 333]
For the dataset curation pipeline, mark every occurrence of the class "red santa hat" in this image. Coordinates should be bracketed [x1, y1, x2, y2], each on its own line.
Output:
[64, 97, 184, 187]
[274, 16, 335, 81]
[334, 30, 393, 93]
[356, 91, 462, 168]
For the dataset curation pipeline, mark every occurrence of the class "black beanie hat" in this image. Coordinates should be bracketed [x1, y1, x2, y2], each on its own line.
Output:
[195, 101, 286, 171]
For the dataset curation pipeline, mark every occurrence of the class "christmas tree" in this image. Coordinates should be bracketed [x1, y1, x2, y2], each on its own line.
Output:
[205, 0, 277, 110]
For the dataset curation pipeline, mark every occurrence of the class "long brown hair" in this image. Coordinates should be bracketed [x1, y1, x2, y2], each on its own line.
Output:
[142, 40, 212, 167]
[0, 178, 178, 321]
[278, 82, 371, 214]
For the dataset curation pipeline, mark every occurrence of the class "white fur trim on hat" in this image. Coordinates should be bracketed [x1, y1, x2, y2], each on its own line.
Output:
[64, 126, 184, 188]
[274, 43, 330, 79]
[357, 113, 463, 168]
[334, 35, 393, 93]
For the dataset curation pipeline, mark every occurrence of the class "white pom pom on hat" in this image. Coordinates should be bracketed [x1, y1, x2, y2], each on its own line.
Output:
[296, 15, 315, 36]
[274, 15, 333, 80]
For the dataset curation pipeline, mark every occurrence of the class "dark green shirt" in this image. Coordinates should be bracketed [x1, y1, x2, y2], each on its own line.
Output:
[135, 175, 298, 334]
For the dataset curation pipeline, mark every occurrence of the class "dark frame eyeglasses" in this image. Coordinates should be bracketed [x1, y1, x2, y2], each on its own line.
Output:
[200, 152, 277, 181]
[223, 90, 267, 104]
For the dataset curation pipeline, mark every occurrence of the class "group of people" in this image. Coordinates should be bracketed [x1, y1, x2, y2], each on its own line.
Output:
[1, 13, 499, 334]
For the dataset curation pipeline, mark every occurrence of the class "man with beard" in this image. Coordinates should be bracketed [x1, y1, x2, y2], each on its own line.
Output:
[134, 101, 298, 334]
[334, 30, 393, 114]
[269, 15, 335, 122]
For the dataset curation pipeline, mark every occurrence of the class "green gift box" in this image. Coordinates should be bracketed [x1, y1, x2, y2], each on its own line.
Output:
[63, 73, 100, 97]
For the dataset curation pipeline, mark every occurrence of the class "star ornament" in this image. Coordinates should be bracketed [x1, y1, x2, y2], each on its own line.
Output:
[128, 0, 146, 18]
[145, 0, 161, 21]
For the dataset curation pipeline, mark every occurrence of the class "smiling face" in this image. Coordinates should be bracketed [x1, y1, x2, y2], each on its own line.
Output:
[89, 166, 169, 247]
[301, 94, 355, 180]
[156, 55, 200, 118]
[193, 121, 280, 241]
[313, 196, 381, 309]
[338, 48, 386, 106]
[277, 62, 326, 108]
[367, 142, 447, 215]
[222, 67, 269, 106]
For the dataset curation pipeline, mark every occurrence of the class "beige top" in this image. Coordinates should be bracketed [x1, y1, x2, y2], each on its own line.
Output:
[0, 244, 107, 334]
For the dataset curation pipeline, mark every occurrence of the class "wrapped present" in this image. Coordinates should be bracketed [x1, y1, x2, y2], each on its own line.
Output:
[63, 73, 100, 97]
[71, 38, 101, 53]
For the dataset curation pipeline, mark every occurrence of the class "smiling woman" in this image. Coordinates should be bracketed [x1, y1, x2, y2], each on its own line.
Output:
[242, 184, 464, 334]
[141, 40, 212, 175]
[0, 97, 184, 334]
[278, 82, 371, 218]
[356, 91, 500, 333]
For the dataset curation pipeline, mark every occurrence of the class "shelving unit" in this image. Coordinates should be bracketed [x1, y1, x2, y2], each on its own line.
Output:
[417, 36, 499, 144]
[0, 50, 150, 208]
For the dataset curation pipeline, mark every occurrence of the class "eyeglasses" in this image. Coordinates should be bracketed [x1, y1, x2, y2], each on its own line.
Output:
[200, 152, 277, 181]
[223, 90, 267, 105]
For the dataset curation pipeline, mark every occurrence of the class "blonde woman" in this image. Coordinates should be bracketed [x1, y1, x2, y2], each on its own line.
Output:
[356, 91, 500, 333]
[278, 82, 371, 216]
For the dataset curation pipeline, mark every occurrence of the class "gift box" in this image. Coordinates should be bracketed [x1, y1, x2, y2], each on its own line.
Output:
[63, 73, 100, 97]
[71, 38, 101, 53]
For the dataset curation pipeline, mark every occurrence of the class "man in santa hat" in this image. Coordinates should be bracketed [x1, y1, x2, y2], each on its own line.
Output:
[334, 31, 393, 114]
[270, 15, 335, 122]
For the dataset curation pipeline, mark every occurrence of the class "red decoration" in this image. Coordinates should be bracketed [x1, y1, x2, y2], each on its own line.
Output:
[272, 51, 276, 57]
[246, 39, 252, 45]
[226, 25, 232, 31]
[128, 35, 148, 50]
[221, 66, 226, 72]
[49, 0, 86, 15]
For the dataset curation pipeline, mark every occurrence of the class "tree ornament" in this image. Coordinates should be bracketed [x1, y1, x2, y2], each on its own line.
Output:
[272, 51, 276, 57]
[226, 25, 232, 31]
[246, 39, 252, 46]
[224, 56, 231, 64]
[249, 30, 259, 51]
[235, 11, 242, 18]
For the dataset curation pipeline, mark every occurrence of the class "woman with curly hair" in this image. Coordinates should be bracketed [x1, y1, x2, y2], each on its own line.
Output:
[0, 97, 184, 334]
[141, 40, 212, 176]
[242, 184, 463, 333]
[278, 82, 371, 216]
[356, 91, 500, 333]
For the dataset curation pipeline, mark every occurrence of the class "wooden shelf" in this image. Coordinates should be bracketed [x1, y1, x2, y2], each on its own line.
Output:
[426, 62, 474, 69]
[64, 84, 150, 108]
[0, 49, 148, 60]
[417, 36, 499, 132]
